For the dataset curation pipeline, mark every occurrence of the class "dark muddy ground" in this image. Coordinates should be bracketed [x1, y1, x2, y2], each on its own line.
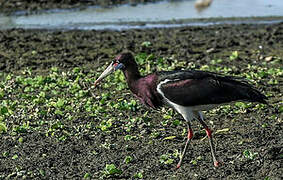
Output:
[0, 0, 162, 15]
[0, 23, 282, 179]
[1, 23, 283, 73]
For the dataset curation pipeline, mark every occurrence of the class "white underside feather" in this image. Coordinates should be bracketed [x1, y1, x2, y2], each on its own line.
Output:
[157, 79, 222, 121]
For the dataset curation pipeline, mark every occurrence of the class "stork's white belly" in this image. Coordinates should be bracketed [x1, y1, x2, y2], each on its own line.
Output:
[157, 79, 228, 121]
[164, 98, 220, 112]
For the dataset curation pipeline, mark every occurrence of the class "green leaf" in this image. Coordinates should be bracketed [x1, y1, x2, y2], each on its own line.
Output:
[39, 169, 45, 176]
[0, 122, 7, 133]
[172, 120, 181, 126]
[51, 67, 58, 72]
[243, 150, 258, 160]
[124, 135, 135, 141]
[2, 151, 9, 157]
[163, 114, 172, 120]
[0, 89, 4, 98]
[141, 41, 151, 47]
[18, 137, 24, 143]
[12, 154, 18, 160]
[215, 128, 230, 134]
[56, 98, 65, 108]
[72, 67, 81, 73]
[124, 156, 133, 164]
[39, 91, 46, 98]
[0, 106, 8, 115]
[230, 51, 239, 61]
[163, 136, 176, 140]
[133, 172, 143, 179]
[84, 173, 90, 179]
[191, 159, 197, 165]
[105, 164, 122, 175]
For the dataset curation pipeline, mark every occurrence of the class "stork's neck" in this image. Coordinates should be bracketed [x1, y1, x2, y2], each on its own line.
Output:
[123, 67, 141, 84]
[122, 66, 142, 95]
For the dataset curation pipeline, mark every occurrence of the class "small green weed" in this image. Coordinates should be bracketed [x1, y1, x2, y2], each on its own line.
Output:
[243, 150, 258, 160]
[102, 164, 122, 176]
[230, 51, 239, 61]
[133, 172, 143, 179]
[124, 156, 133, 164]
[159, 154, 175, 165]
[190, 156, 203, 165]
[0, 122, 7, 134]
[83, 173, 91, 179]
[141, 41, 151, 47]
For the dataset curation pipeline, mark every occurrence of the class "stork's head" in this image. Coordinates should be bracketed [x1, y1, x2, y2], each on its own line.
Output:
[94, 52, 137, 87]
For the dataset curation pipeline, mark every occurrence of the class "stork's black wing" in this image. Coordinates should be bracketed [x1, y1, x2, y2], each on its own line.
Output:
[157, 70, 267, 106]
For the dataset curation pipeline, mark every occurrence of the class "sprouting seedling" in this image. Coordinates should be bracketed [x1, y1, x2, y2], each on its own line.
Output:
[243, 150, 258, 160]
[159, 154, 174, 165]
[0, 122, 7, 134]
[230, 51, 239, 61]
[102, 164, 122, 176]
[124, 156, 133, 164]
[141, 41, 151, 47]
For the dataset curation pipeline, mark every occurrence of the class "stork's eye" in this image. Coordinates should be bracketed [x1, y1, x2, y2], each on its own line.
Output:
[112, 60, 120, 68]
[112, 60, 119, 64]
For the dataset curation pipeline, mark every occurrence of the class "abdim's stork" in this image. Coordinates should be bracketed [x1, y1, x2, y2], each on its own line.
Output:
[94, 52, 267, 168]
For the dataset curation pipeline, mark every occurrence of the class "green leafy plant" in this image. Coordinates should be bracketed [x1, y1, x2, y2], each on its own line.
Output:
[190, 156, 203, 165]
[98, 119, 113, 131]
[124, 156, 133, 164]
[12, 154, 18, 160]
[124, 135, 136, 141]
[102, 164, 122, 176]
[133, 172, 143, 179]
[0, 118, 7, 134]
[230, 51, 239, 61]
[243, 150, 258, 160]
[159, 154, 174, 165]
[2, 151, 9, 157]
[83, 173, 90, 179]
[210, 59, 223, 65]
[141, 41, 151, 47]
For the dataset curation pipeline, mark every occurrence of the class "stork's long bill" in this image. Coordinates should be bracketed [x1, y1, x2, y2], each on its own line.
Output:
[94, 61, 124, 87]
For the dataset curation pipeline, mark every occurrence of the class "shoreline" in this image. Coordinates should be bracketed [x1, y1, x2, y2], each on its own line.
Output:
[1, 15, 283, 31]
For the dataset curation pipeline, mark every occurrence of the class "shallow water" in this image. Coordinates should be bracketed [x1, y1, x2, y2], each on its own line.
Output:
[0, 0, 283, 30]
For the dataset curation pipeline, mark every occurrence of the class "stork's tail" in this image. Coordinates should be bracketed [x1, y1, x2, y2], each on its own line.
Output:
[244, 87, 268, 104]
[222, 76, 268, 104]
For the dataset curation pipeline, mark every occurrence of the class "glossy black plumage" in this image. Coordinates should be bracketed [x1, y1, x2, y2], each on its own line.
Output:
[157, 70, 267, 107]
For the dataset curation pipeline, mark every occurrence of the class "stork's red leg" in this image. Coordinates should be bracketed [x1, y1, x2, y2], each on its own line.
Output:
[177, 121, 193, 169]
[197, 112, 220, 167]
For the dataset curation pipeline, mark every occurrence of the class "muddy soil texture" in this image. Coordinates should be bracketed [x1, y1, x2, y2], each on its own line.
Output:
[0, 22, 282, 179]
[0, 0, 164, 14]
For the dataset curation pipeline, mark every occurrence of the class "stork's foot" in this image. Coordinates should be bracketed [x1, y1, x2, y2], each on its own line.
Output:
[214, 161, 220, 167]
[214, 160, 223, 167]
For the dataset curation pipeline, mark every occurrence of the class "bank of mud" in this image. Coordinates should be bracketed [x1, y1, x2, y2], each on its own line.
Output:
[0, 0, 162, 15]
[0, 23, 283, 73]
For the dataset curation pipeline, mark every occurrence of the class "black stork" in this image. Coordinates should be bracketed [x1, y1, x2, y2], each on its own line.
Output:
[94, 52, 267, 168]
